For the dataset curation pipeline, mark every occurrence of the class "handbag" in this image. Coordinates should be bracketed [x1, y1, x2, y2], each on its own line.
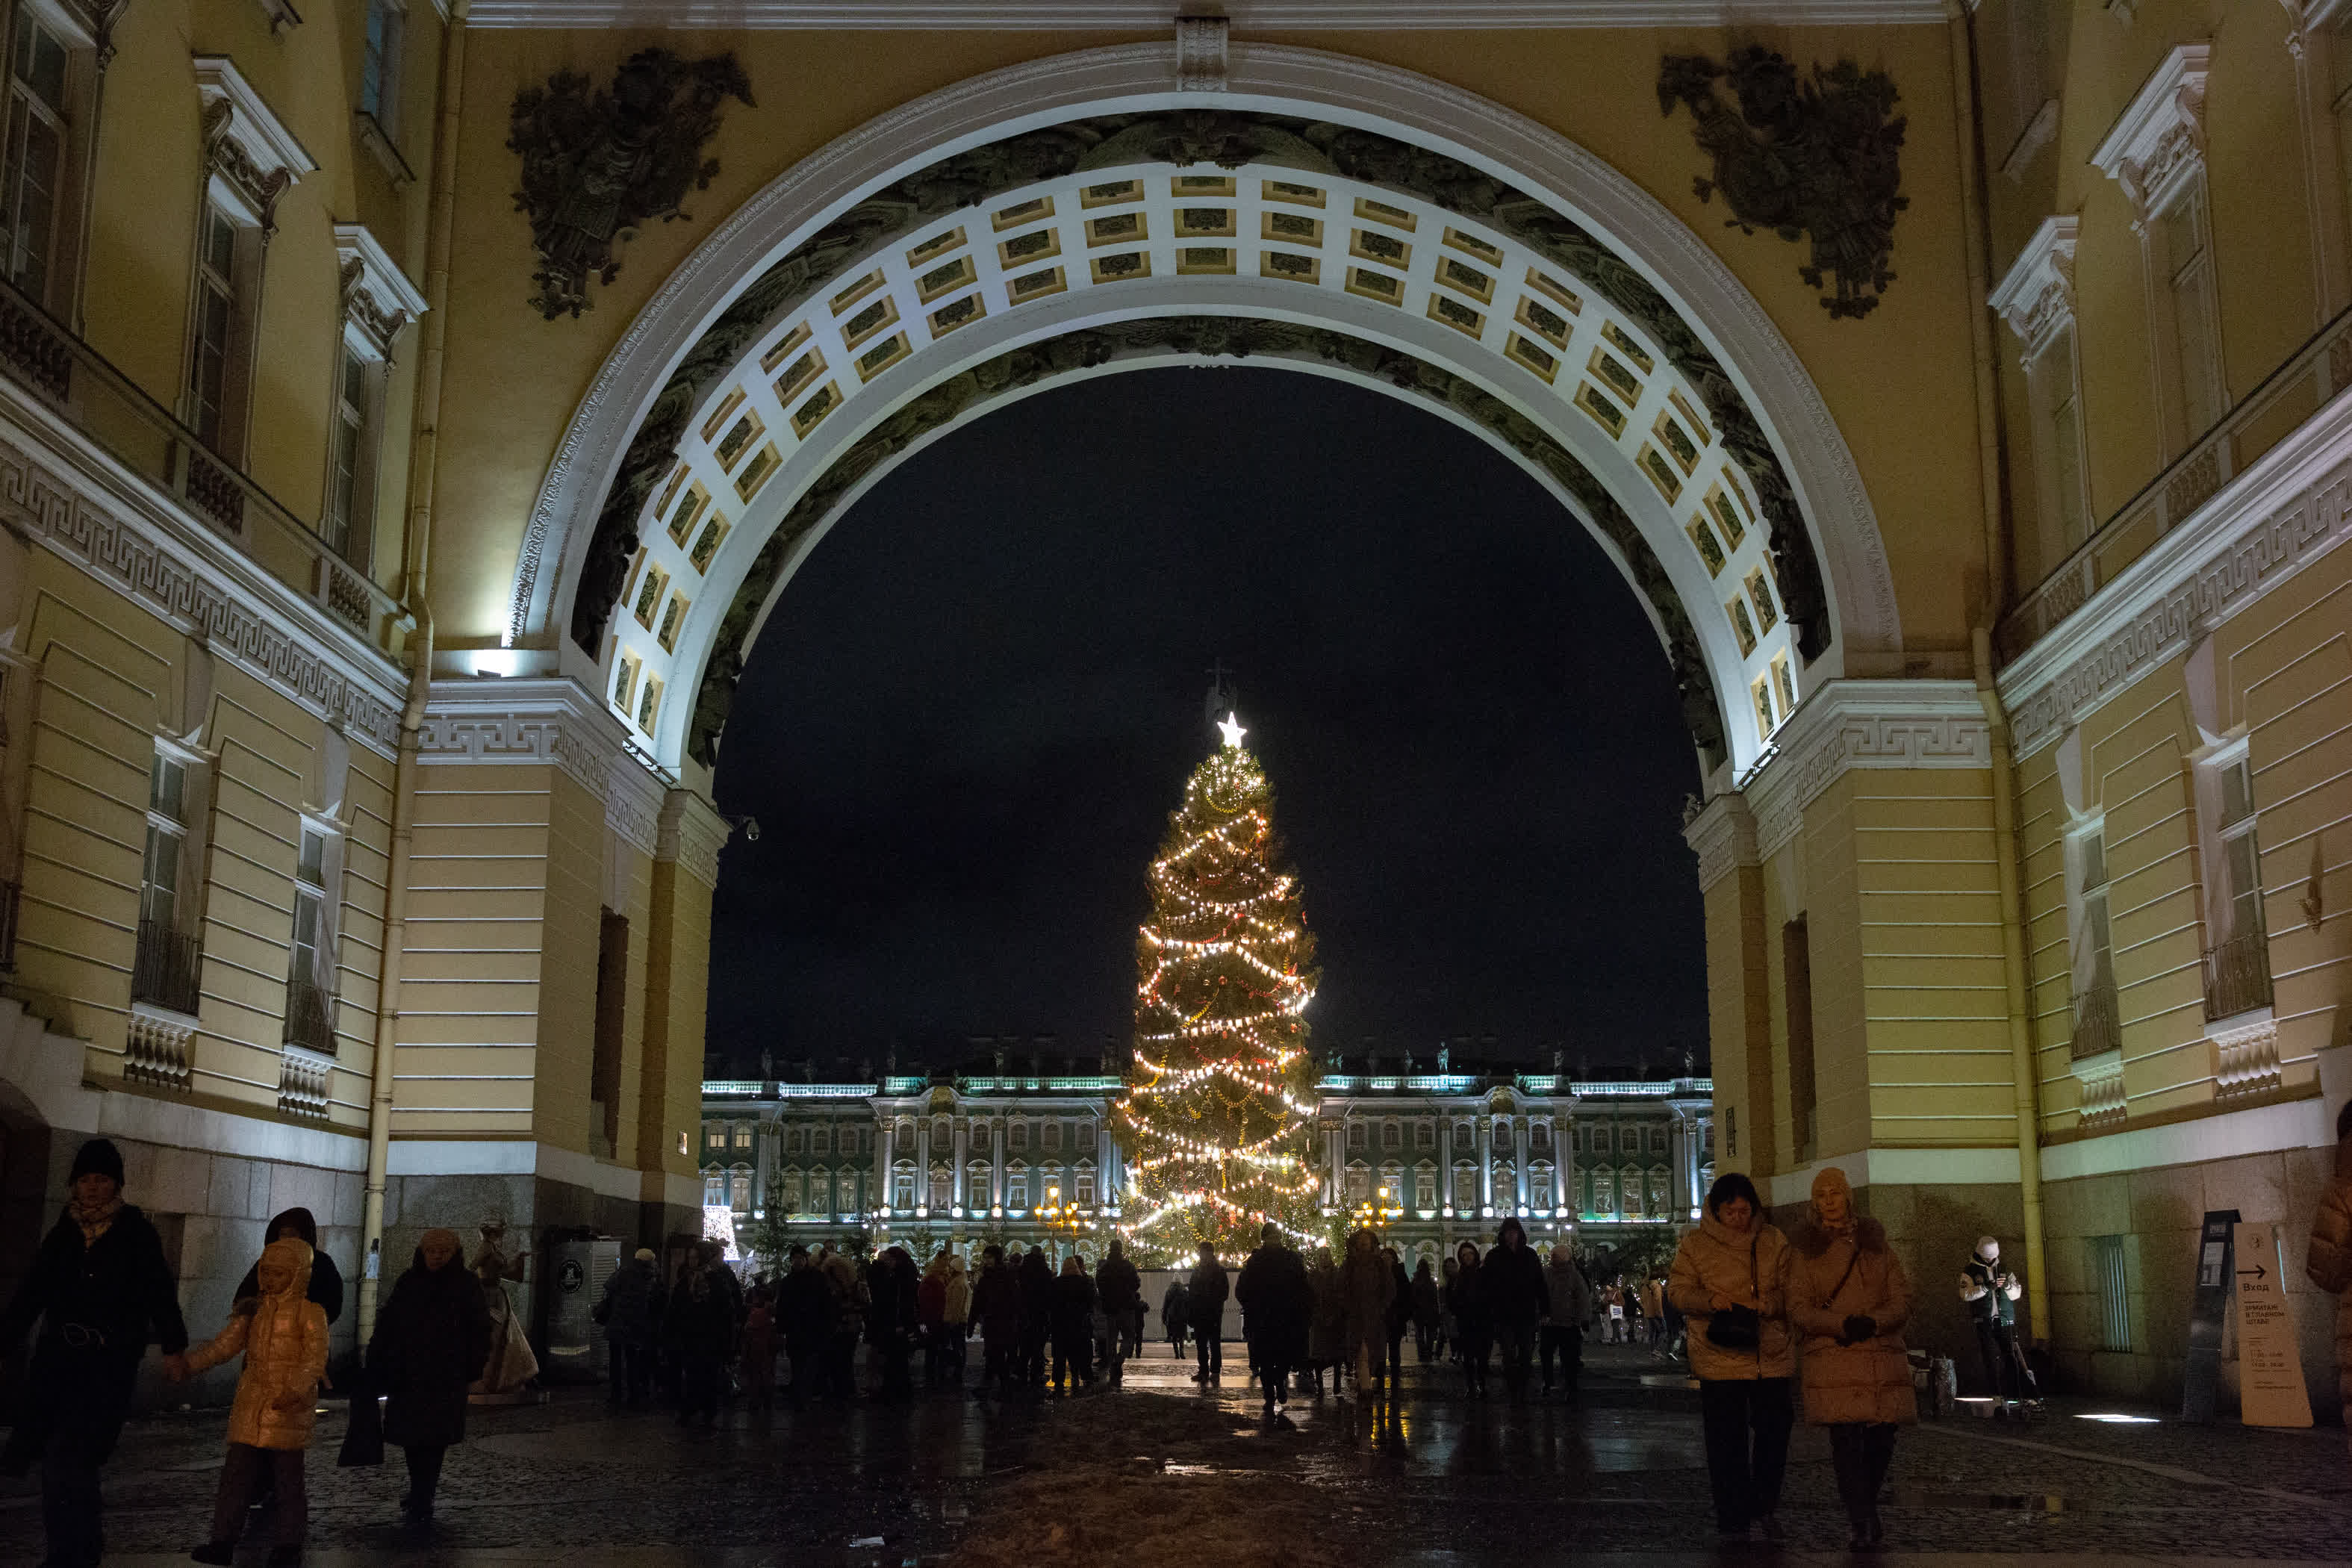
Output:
[1704, 1233, 1764, 1351]
[337, 1376, 385, 1468]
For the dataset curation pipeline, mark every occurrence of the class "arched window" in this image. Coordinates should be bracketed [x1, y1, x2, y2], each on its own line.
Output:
[1347, 1121, 1367, 1151]
[1416, 1120, 1435, 1150]
[1010, 1121, 1029, 1151]
[1531, 1121, 1551, 1152]
[1078, 1121, 1097, 1150]
[1455, 1120, 1474, 1148]
[783, 1125, 802, 1154]
[1381, 1119, 1401, 1149]
[812, 1125, 831, 1156]
[1044, 1121, 1063, 1151]
[1345, 1163, 1370, 1201]
[929, 1165, 952, 1207]
[779, 1167, 803, 1213]
[1529, 1161, 1554, 1209]
[1452, 1163, 1477, 1209]
[730, 1172, 751, 1210]
[965, 1160, 990, 1204]
[892, 1164, 917, 1210]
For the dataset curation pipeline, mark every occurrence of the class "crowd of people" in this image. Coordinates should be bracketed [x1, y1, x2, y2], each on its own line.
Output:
[6, 1107, 2352, 1566]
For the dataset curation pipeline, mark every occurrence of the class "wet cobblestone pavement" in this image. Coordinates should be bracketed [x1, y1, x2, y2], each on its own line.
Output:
[5, 1343, 2350, 1564]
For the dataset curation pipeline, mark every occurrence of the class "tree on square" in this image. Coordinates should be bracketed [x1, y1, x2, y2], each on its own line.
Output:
[1119, 711, 1324, 1263]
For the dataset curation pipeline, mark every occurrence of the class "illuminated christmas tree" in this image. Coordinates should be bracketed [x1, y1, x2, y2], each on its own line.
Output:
[1119, 712, 1323, 1261]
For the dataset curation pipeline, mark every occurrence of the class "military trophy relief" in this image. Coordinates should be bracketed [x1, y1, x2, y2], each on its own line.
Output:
[1658, 48, 1907, 322]
[508, 49, 755, 320]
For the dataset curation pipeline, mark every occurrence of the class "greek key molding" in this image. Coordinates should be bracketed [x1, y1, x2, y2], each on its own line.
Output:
[0, 391, 402, 754]
[657, 788, 731, 889]
[2000, 389, 2352, 757]
[1681, 791, 1758, 894]
[1742, 679, 1991, 859]
[418, 677, 685, 856]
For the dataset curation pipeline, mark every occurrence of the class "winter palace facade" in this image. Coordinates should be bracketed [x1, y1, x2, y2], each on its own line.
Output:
[700, 1065, 1715, 1263]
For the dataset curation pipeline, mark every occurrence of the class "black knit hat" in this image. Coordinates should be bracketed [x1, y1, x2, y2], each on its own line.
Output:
[69, 1138, 124, 1187]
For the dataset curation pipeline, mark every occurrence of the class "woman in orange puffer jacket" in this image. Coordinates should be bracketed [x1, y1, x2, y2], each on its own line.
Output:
[177, 1236, 330, 1567]
[1786, 1166, 1914, 1552]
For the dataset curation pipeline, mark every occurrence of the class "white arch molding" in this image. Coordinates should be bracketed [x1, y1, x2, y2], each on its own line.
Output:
[513, 40, 1900, 771]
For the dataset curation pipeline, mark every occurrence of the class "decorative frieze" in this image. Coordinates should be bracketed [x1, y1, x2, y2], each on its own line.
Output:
[0, 397, 402, 753]
[1743, 679, 1992, 858]
[2088, 43, 2209, 218]
[1681, 791, 1758, 894]
[418, 676, 678, 858]
[1988, 215, 2079, 359]
[658, 788, 732, 889]
[2000, 393, 2352, 755]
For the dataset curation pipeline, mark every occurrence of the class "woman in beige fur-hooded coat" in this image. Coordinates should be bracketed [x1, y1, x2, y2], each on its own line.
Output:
[1786, 1166, 1914, 1549]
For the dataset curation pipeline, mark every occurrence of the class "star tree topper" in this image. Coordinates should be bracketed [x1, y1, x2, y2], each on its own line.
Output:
[1216, 711, 1247, 749]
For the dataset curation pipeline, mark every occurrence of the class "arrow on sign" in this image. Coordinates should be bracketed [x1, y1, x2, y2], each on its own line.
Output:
[2238, 1263, 2269, 1281]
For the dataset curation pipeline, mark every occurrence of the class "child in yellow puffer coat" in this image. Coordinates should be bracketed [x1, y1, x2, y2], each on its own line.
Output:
[176, 1235, 330, 1567]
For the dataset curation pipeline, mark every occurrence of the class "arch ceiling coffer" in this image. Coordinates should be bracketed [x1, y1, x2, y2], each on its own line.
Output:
[567, 113, 1828, 768]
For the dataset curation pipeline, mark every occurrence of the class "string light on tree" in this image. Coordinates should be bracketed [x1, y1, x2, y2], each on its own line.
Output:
[1118, 707, 1323, 1260]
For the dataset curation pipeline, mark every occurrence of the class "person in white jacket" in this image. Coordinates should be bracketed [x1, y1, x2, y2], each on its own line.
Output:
[1958, 1236, 2031, 1403]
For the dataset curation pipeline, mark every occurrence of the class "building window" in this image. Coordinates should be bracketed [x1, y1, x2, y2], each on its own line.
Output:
[2157, 182, 2224, 444]
[2069, 821, 2121, 1059]
[1345, 1165, 1369, 1202]
[2033, 324, 2091, 549]
[1381, 1119, 1400, 1149]
[283, 821, 337, 1054]
[1, 7, 74, 309]
[1075, 1169, 1095, 1204]
[358, 0, 404, 136]
[1530, 1122, 1549, 1153]
[1415, 1166, 1435, 1210]
[730, 1172, 750, 1210]
[134, 745, 205, 1013]
[1416, 1120, 1434, 1150]
[1593, 1170, 1615, 1215]
[2090, 1233, 2131, 1351]
[1347, 1121, 1366, 1151]
[1078, 1121, 1095, 1150]
[892, 1167, 915, 1210]
[1007, 1169, 1028, 1208]
[783, 1126, 800, 1154]
[1009, 1120, 1028, 1151]
[187, 203, 245, 449]
[1648, 1167, 1670, 1216]
[321, 344, 381, 560]
[1451, 1163, 1475, 1209]
[733, 1123, 753, 1148]
[2199, 747, 2272, 1019]
[812, 1125, 830, 1155]
[965, 1160, 989, 1201]
[703, 1174, 724, 1207]
[1043, 1121, 1062, 1151]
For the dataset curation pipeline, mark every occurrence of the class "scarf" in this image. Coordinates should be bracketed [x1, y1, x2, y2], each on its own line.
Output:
[68, 1193, 123, 1247]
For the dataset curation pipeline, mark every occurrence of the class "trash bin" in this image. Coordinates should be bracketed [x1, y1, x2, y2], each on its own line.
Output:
[540, 1230, 617, 1386]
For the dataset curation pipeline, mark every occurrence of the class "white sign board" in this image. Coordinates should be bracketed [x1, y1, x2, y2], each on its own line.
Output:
[2231, 1220, 2312, 1428]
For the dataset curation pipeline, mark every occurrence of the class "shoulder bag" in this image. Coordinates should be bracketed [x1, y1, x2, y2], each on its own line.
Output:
[1704, 1232, 1763, 1351]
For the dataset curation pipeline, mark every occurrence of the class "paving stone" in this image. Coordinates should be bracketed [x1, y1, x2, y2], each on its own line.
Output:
[2, 1343, 2348, 1563]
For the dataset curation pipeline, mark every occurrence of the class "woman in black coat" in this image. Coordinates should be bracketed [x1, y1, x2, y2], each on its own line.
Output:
[367, 1228, 491, 1519]
[1049, 1254, 1097, 1392]
[232, 1207, 343, 1324]
[1447, 1241, 1494, 1398]
[1015, 1249, 1055, 1387]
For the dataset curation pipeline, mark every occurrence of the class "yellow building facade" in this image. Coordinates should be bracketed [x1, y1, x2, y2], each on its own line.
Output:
[0, 0, 2339, 1413]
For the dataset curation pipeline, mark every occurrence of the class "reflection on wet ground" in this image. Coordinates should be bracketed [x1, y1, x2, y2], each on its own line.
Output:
[6, 1341, 2351, 1564]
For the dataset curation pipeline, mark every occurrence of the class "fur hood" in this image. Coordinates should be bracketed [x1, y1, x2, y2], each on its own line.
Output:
[1789, 1215, 1889, 1260]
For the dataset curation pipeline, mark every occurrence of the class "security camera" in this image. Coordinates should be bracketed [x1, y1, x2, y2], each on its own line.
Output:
[741, 816, 760, 843]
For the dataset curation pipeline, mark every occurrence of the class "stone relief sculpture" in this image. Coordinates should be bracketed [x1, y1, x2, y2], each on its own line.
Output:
[1657, 48, 1907, 322]
[508, 48, 754, 320]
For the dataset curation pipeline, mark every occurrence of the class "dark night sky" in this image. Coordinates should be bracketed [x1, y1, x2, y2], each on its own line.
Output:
[705, 367, 1707, 1079]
